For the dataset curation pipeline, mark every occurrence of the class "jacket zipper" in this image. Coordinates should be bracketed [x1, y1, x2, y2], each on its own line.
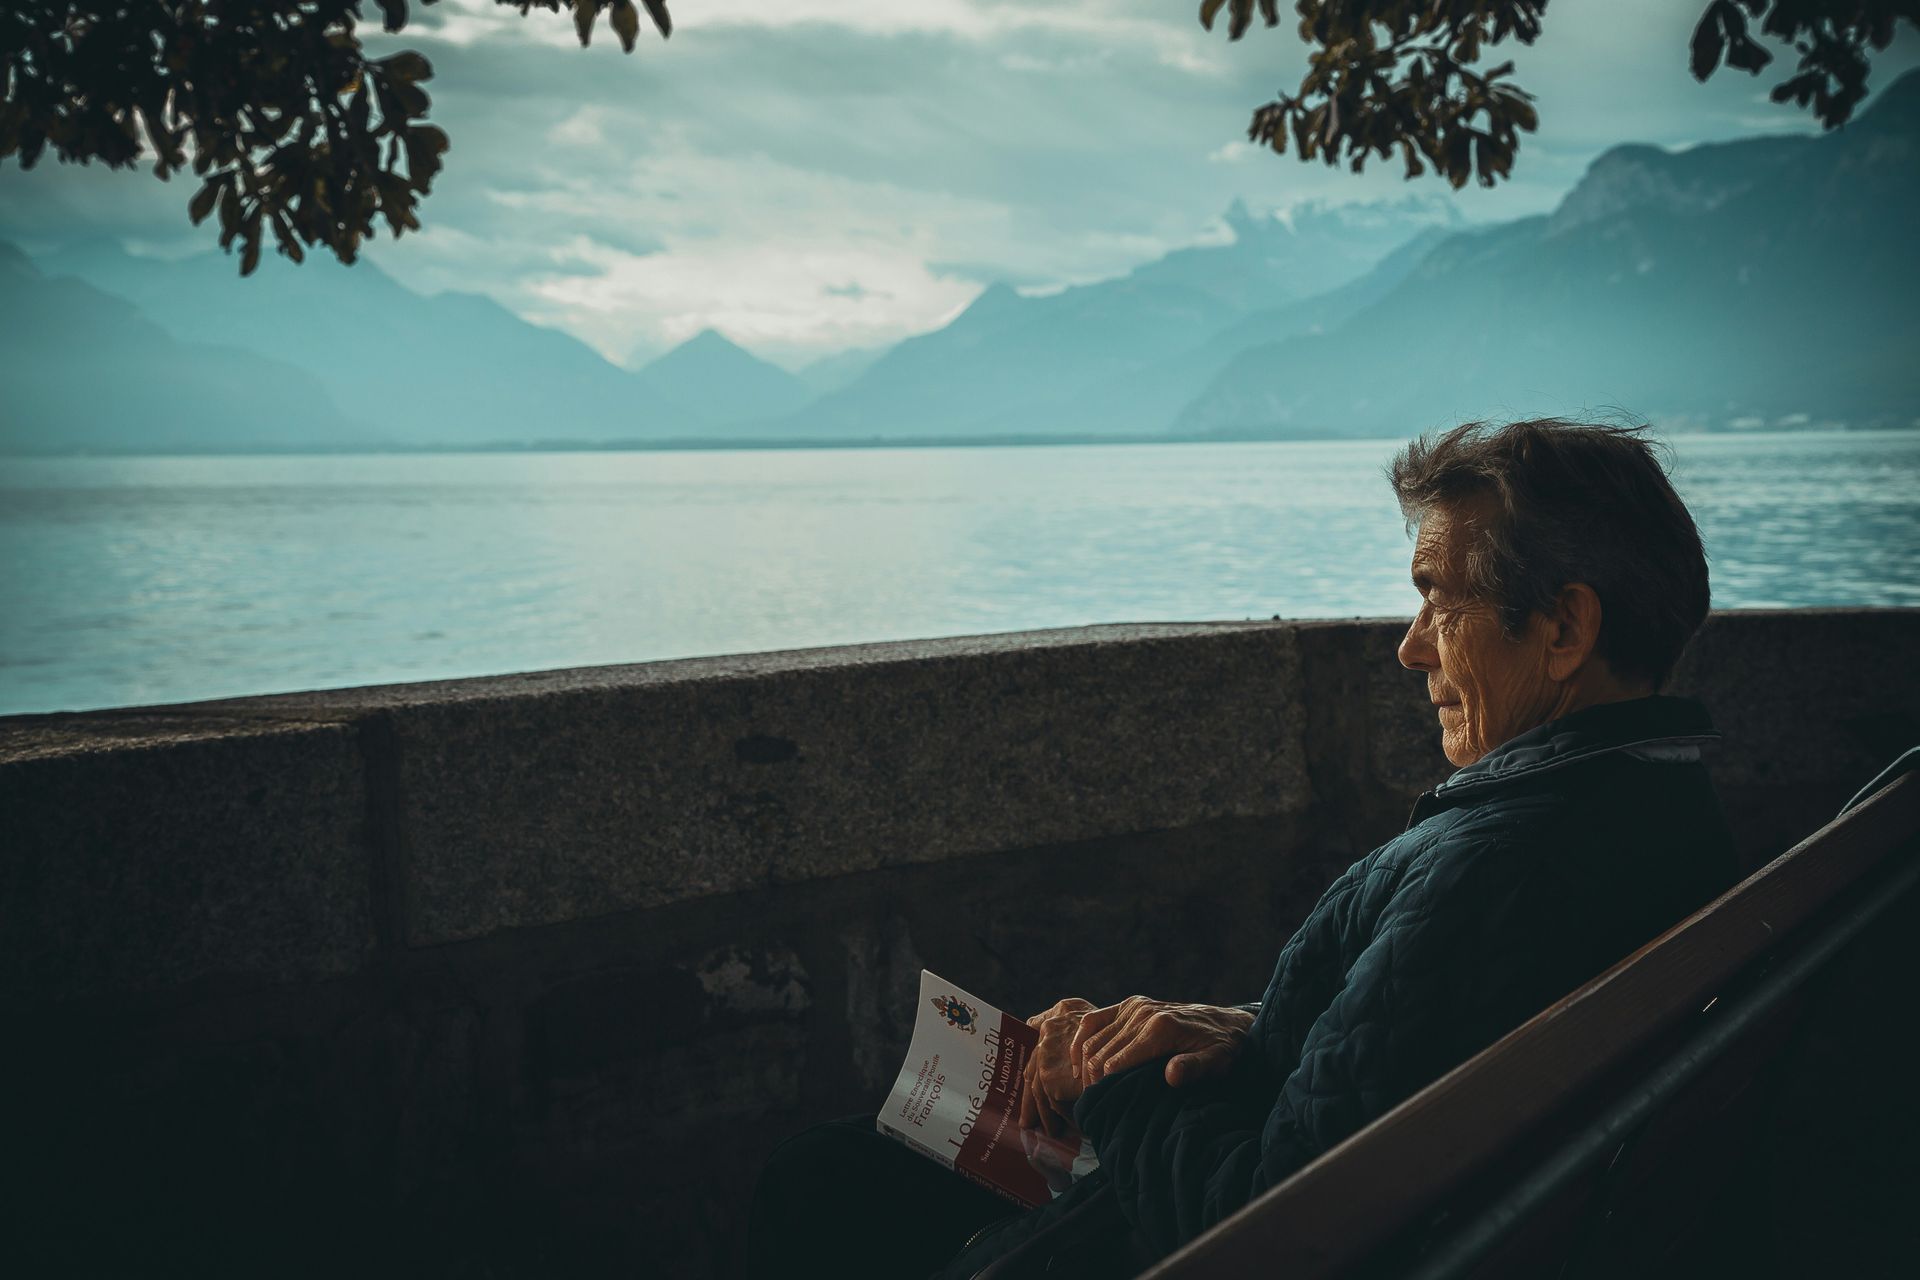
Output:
[960, 1215, 1009, 1255]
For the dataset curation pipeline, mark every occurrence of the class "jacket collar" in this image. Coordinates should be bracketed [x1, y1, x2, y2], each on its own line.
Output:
[1430, 694, 1720, 800]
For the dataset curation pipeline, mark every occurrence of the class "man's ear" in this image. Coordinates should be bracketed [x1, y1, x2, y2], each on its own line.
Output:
[1545, 582, 1603, 681]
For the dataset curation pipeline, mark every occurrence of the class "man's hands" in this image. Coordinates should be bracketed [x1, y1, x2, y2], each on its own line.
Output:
[1018, 995, 1256, 1134]
[1074, 998, 1254, 1089]
[1020, 997, 1095, 1138]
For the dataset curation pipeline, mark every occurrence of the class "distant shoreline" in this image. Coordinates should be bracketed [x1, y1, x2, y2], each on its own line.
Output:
[5, 421, 1912, 460]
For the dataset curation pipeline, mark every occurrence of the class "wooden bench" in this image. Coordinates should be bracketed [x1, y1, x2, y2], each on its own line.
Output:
[1139, 751, 1920, 1280]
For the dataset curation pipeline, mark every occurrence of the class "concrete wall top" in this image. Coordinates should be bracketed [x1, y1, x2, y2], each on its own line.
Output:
[378, 623, 1310, 947]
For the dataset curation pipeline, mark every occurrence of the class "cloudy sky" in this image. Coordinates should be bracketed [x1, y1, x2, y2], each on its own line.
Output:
[3, 0, 1915, 368]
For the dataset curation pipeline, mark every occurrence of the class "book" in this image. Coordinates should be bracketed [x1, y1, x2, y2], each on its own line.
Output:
[877, 969, 1100, 1208]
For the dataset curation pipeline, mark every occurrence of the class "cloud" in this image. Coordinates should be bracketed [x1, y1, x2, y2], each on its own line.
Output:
[411, 0, 1225, 71]
[326, 14, 1295, 360]
[530, 233, 979, 362]
[475, 138, 1010, 361]
[7, 0, 1913, 368]
[548, 105, 612, 148]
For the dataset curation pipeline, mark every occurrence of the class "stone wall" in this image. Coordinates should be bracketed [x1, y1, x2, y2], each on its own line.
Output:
[3, 611, 1914, 1277]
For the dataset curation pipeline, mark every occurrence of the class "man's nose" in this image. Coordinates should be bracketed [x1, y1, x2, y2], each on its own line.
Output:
[1398, 612, 1438, 672]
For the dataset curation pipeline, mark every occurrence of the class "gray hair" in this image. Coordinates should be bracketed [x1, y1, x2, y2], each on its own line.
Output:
[1387, 419, 1710, 689]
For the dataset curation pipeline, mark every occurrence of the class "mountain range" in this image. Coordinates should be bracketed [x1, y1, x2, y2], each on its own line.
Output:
[1177, 69, 1920, 436]
[2, 68, 1914, 453]
[0, 241, 371, 453]
[0, 191, 1458, 451]
[760, 196, 1465, 440]
[8, 237, 701, 449]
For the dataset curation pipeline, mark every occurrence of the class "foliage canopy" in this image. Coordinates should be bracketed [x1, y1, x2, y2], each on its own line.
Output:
[0, 1, 1911, 273]
[0, 1, 671, 274]
[1204, 1, 1918, 188]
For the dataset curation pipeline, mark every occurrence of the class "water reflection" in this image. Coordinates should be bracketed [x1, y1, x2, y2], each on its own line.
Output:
[1, 431, 1914, 714]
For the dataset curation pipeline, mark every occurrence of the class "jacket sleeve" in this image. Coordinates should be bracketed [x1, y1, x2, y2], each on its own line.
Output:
[1075, 836, 1565, 1255]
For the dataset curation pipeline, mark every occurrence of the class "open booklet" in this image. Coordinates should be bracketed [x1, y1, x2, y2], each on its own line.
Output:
[877, 969, 1100, 1208]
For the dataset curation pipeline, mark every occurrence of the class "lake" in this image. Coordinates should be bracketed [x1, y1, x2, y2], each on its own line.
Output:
[3, 431, 1917, 716]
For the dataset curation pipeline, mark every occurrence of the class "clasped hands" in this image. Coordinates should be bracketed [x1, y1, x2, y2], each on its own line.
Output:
[1016, 995, 1254, 1138]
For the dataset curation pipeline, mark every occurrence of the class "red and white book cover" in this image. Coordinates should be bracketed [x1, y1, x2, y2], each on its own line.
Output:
[877, 969, 1099, 1208]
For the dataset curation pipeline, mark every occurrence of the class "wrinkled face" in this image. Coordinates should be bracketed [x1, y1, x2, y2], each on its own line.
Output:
[1397, 504, 1560, 767]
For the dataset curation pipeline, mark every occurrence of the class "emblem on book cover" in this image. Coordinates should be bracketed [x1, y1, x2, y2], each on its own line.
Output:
[931, 994, 979, 1034]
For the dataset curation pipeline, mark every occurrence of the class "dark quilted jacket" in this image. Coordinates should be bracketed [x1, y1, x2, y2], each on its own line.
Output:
[938, 694, 1736, 1277]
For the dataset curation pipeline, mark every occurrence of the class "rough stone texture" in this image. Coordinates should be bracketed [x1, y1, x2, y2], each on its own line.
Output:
[0, 707, 344, 762]
[1667, 609, 1920, 870]
[1669, 610, 1920, 785]
[177, 622, 1278, 709]
[358, 623, 1308, 945]
[0, 717, 377, 1001]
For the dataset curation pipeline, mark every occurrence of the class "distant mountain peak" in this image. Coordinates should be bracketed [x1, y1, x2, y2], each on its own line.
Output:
[1222, 197, 1260, 238]
[949, 281, 1023, 326]
[1275, 192, 1465, 237]
[1588, 141, 1670, 167]
[638, 325, 809, 425]
[643, 326, 773, 371]
[1855, 65, 1920, 133]
[1546, 134, 1807, 236]
[683, 327, 747, 353]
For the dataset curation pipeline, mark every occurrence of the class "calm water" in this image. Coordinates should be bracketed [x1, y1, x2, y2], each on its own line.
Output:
[3, 433, 1917, 716]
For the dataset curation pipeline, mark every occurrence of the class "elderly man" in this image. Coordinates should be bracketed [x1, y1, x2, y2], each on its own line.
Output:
[747, 419, 1736, 1280]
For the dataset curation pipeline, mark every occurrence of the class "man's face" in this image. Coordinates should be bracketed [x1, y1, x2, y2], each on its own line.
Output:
[1397, 504, 1558, 766]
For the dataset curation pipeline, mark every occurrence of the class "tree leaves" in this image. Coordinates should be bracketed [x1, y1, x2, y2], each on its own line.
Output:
[374, 0, 410, 35]
[1690, 0, 1773, 80]
[0, 0, 676, 278]
[382, 52, 433, 85]
[401, 124, 450, 191]
[187, 180, 220, 226]
[1204, 1, 1915, 191]
[1199, 0, 1278, 40]
[1691, 0, 1900, 127]
[611, 1, 640, 53]
[1219, 2, 1548, 189]
[7, 0, 1904, 284]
